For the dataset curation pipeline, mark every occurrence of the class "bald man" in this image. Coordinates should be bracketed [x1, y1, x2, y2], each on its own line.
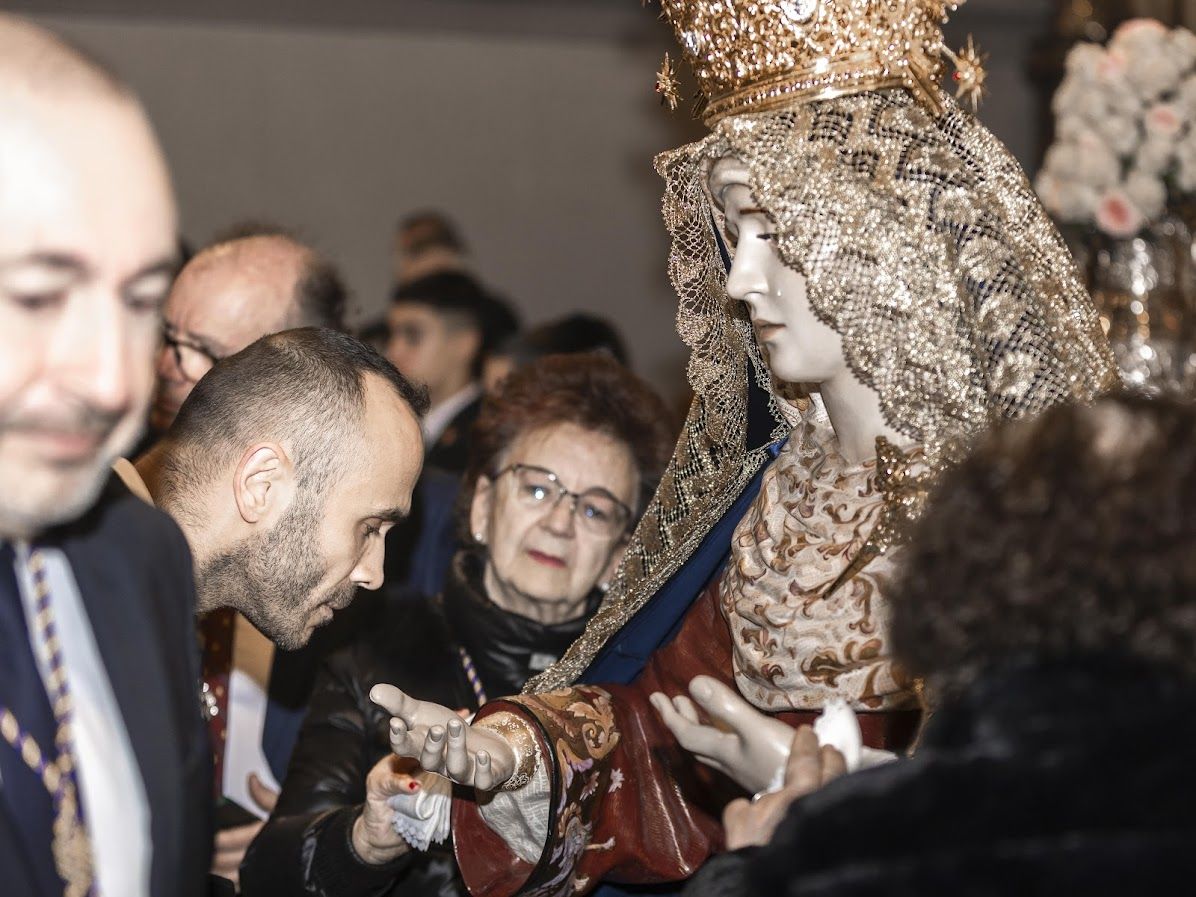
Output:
[0, 16, 209, 897]
[150, 227, 347, 434]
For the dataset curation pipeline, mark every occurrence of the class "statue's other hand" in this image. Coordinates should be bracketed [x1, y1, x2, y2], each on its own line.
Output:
[650, 675, 794, 794]
[370, 684, 516, 790]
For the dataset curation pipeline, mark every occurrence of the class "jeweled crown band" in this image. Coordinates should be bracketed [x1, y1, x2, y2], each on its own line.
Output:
[702, 57, 940, 124]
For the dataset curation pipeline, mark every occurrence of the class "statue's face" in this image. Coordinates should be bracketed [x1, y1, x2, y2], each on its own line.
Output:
[710, 157, 848, 386]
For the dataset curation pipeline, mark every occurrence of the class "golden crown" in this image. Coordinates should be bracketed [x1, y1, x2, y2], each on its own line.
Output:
[652, 0, 986, 123]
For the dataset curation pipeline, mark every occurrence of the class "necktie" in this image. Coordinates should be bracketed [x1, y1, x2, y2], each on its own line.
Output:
[198, 607, 236, 799]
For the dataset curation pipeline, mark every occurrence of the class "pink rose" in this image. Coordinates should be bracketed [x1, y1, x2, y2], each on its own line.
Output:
[1098, 48, 1128, 81]
[1113, 18, 1168, 43]
[1095, 189, 1146, 238]
[1146, 102, 1184, 138]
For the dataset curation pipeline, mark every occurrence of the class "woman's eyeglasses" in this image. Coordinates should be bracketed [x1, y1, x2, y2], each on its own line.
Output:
[493, 464, 632, 537]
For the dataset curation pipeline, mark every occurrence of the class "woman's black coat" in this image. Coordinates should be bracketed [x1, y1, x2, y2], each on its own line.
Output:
[240, 553, 597, 897]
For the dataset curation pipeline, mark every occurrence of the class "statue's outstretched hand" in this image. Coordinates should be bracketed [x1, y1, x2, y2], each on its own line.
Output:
[650, 674, 795, 794]
[370, 684, 517, 791]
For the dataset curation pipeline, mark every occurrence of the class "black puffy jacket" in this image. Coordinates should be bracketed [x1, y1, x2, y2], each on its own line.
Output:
[685, 655, 1196, 897]
[240, 552, 598, 897]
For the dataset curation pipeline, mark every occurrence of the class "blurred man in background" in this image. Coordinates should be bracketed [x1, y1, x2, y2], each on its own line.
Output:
[386, 271, 517, 473]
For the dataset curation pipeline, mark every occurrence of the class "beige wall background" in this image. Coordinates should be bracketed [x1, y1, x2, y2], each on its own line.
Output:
[23, 2, 1051, 396]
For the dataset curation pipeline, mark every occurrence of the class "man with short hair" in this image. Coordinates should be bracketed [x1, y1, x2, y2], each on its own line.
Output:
[150, 226, 348, 434]
[0, 14, 209, 897]
[386, 271, 518, 472]
[131, 327, 426, 888]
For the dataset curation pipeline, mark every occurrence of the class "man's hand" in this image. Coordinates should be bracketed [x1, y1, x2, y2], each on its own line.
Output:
[370, 684, 516, 790]
[211, 773, 278, 886]
[650, 675, 796, 793]
[722, 726, 846, 850]
[351, 755, 419, 865]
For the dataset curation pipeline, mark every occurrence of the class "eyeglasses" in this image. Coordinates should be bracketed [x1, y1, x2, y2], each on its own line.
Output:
[493, 464, 632, 538]
[163, 326, 225, 384]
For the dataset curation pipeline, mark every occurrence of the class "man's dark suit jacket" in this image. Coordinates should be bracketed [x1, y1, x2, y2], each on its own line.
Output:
[0, 476, 212, 897]
[424, 395, 482, 474]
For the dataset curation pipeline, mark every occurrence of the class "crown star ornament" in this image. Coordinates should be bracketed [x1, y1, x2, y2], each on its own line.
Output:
[656, 51, 682, 110]
[943, 34, 988, 110]
[650, 0, 986, 123]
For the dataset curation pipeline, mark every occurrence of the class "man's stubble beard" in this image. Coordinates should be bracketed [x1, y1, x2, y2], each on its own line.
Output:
[195, 491, 353, 651]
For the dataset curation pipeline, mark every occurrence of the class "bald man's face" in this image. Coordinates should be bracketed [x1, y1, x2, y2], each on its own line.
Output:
[151, 239, 304, 432]
[0, 92, 177, 537]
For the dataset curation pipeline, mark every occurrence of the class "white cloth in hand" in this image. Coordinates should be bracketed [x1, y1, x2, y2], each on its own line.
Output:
[762, 699, 897, 794]
[387, 772, 452, 851]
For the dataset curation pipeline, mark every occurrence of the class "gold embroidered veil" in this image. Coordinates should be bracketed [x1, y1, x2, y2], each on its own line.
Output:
[528, 0, 1117, 692]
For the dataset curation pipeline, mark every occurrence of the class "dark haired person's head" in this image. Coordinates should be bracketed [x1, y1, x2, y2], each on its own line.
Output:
[386, 271, 519, 407]
[482, 313, 629, 394]
[393, 210, 469, 286]
[151, 328, 426, 649]
[397, 211, 466, 256]
[462, 354, 674, 623]
[891, 393, 1196, 700]
[150, 223, 348, 433]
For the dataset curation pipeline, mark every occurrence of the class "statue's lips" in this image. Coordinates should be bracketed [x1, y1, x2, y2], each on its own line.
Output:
[753, 320, 785, 341]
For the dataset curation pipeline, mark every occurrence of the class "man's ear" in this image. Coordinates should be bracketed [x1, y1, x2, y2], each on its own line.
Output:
[233, 443, 294, 524]
[469, 475, 494, 544]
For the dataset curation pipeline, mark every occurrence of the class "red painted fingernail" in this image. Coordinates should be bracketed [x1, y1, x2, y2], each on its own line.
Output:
[407, 781, 419, 791]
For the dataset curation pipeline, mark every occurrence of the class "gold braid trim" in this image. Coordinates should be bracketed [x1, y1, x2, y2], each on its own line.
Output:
[474, 711, 541, 792]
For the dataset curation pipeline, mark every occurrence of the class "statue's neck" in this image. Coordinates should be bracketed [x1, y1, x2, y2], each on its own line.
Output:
[818, 375, 910, 464]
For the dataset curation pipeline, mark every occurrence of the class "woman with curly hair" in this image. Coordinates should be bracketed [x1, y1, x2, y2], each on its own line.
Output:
[240, 353, 673, 897]
[689, 392, 1196, 896]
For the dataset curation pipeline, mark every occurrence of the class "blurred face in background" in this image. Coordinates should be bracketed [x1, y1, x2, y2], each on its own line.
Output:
[0, 90, 176, 537]
[385, 301, 479, 405]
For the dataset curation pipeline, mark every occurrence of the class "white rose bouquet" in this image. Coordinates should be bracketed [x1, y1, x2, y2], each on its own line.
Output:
[1037, 19, 1196, 239]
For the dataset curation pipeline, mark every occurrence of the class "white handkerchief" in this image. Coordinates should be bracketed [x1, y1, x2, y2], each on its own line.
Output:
[762, 699, 897, 794]
[387, 772, 452, 851]
[813, 698, 864, 770]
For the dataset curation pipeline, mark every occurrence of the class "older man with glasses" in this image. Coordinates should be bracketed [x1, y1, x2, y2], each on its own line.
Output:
[149, 224, 346, 436]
